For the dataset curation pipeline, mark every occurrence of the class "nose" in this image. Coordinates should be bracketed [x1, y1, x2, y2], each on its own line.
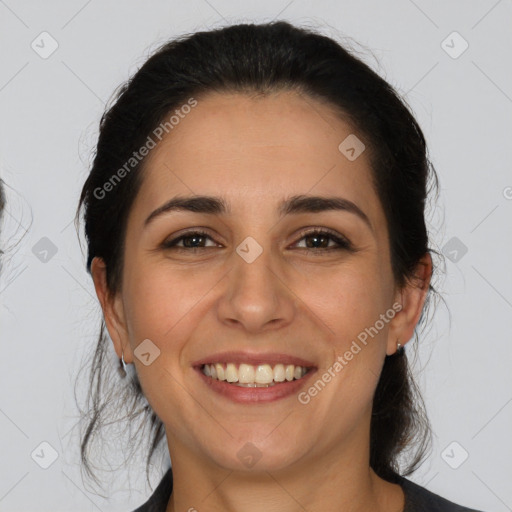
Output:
[216, 241, 296, 334]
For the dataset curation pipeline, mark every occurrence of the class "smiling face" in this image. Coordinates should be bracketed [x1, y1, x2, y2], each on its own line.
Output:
[92, 89, 428, 475]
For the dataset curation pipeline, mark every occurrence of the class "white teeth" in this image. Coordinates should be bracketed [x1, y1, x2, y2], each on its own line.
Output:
[238, 363, 255, 383]
[225, 363, 237, 382]
[274, 364, 285, 382]
[215, 363, 225, 381]
[201, 362, 309, 384]
[255, 364, 273, 384]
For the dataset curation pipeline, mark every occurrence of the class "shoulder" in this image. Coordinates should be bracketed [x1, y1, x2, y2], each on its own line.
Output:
[398, 475, 485, 512]
[130, 467, 173, 512]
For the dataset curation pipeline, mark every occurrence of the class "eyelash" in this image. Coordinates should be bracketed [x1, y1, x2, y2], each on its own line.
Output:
[161, 228, 354, 255]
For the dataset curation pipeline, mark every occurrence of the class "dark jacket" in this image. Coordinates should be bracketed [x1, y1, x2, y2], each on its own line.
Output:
[131, 467, 484, 512]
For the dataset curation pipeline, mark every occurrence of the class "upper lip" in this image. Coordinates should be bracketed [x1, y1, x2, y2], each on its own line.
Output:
[192, 351, 317, 368]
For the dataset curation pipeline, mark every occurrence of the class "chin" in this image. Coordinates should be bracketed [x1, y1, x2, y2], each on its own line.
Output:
[205, 436, 304, 473]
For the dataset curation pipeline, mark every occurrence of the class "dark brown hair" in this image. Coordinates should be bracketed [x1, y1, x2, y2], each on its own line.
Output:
[74, 20, 444, 491]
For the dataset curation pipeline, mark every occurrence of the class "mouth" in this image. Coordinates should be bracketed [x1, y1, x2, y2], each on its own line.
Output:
[192, 353, 318, 403]
[199, 362, 314, 387]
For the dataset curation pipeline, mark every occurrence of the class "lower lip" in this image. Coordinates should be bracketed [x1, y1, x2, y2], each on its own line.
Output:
[194, 366, 317, 403]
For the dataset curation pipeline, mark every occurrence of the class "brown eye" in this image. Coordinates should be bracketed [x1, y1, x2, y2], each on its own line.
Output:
[160, 228, 354, 254]
[292, 229, 354, 253]
[161, 230, 218, 250]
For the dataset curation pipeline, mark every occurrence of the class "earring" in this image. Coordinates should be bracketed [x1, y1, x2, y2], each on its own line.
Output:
[396, 339, 403, 354]
[119, 349, 127, 378]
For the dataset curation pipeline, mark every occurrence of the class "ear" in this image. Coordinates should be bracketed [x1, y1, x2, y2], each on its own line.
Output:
[90, 256, 133, 363]
[386, 252, 433, 355]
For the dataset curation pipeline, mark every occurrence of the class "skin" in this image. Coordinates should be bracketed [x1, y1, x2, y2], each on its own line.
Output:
[92, 89, 432, 512]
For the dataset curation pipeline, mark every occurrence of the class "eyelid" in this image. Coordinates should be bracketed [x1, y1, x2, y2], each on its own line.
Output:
[292, 226, 349, 243]
[161, 227, 220, 245]
[160, 226, 353, 252]
[290, 226, 353, 252]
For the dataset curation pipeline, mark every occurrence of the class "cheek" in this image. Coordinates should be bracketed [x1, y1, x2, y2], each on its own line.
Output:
[123, 265, 204, 343]
[316, 265, 388, 332]
[121, 266, 204, 415]
[310, 266, 390, 389]
[310, 274, 389, 407]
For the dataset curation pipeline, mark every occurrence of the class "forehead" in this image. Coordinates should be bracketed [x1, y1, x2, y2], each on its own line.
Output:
[131, 90, 384, 228]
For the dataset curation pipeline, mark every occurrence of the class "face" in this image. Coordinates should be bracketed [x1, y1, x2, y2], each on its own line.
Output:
[93, 89, 428, 473]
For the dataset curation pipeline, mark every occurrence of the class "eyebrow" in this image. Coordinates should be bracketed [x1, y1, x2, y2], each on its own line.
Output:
[144, 194, 373, 232]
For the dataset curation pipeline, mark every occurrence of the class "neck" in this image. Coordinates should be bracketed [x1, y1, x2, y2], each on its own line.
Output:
[164, 422, 404, 512]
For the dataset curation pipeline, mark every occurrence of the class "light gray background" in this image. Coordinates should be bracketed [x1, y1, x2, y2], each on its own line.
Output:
[1, 1, 511, 511]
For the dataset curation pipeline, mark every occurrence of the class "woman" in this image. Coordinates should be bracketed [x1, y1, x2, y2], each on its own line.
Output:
[75, 21, 484, 512]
